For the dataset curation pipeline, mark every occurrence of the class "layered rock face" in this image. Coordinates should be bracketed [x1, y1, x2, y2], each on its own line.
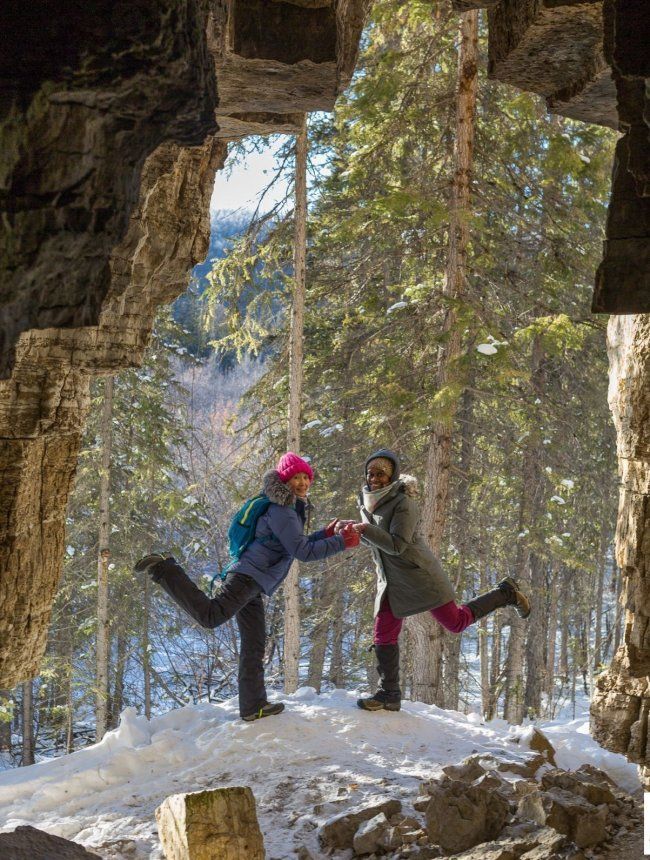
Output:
[0, 7, 648, 794]
[454, 0, 649, 314]
[0, 0, 368, 686]
[450, 0, 649, 772]
[591, 315, 650, 777]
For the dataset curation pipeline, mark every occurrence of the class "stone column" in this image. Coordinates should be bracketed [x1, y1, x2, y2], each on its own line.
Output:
[0, 138, 227, 687]
[591, 315, 650, 774]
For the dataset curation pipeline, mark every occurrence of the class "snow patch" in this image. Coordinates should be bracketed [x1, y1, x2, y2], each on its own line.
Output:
[0, 691, 639, 858]
[476, 343, 498, 355]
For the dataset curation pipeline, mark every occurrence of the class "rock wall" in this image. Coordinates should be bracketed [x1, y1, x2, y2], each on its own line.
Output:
[0, 0, 368, 686]
[593, 0, 650, 313]
[452, 0, 650, 777]
[0, 4, 648, 784]
[0, 137, 227, 685]
[454, 0, 649, 314]
[591, 315, 650, 773]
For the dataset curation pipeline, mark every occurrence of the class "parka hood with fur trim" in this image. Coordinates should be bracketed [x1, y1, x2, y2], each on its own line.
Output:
[399, 474, 419, 498]
[262, 470, 297, 506]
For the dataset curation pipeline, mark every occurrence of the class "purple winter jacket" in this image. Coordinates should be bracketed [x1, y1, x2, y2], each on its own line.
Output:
[228, 470, 346, 596]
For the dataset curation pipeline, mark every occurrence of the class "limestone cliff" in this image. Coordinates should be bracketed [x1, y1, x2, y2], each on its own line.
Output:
[0, 2, 648, 788]
[591, 315, 650, 776]
[0, 0, 369, 686]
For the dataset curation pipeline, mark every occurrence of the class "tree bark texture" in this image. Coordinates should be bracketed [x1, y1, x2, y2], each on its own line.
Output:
[21, 680, 34, 766]
[143, 571, 152, 720]
[413, 10, 479, 707]
[523, 337, 547, 718]
[283, 115, 308, 695]
[593, 521, 608, 668]
[545, 569, 558, 717]
[95, 376, 114, 741]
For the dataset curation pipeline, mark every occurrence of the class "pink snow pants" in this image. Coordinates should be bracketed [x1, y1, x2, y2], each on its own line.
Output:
[374, 594, 475, 645]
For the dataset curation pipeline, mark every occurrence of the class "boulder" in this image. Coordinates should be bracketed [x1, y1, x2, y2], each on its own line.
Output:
[352, 812, 390, 855]
[497, 754, 548, 779]
[318, 796, 402, 850]
[517, 787, 608, 847]
[414, 793, 432, 812]
[0, 826, 101, 859]
[513, 779, 541, 799]
[511, 727, 557, 767]
[425, 778, 510, 853]
[447, 824, 568, 859]
[540, 768, 617, 806]
[155, 786, 264, 859]
[379, 815, 425, 851]
[574, 764, 617, 787]
[441, 755, 488, 782]
[445, 845, 521, 860]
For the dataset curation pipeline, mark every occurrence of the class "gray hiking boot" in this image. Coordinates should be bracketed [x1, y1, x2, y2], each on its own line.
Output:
[134, 553, 168, 574]
[242, 702, 285, 722]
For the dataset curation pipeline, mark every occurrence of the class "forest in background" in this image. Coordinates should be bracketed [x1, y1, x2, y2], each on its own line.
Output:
[1, 0, 621, 766]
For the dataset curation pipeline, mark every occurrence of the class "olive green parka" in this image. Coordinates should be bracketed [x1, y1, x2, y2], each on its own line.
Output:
[359, 475, 455, 618]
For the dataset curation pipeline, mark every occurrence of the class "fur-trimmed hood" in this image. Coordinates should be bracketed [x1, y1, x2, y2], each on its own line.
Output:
[263, 470, 296, 505]
[400, 474, 419, 498]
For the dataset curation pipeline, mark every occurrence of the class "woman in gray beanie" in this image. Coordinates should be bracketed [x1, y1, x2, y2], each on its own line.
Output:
[352, 448, 530, 712]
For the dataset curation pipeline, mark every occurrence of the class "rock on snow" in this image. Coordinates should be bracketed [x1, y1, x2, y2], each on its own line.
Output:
[0, 688, 639, 858]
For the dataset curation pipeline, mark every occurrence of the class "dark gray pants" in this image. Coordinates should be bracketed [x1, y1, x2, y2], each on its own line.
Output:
[153, 558, 267, 719]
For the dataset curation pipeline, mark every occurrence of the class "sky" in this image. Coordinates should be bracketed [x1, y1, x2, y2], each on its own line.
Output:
[211, 140, 290, 215]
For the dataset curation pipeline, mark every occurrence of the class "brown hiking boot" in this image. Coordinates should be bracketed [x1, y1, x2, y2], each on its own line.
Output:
[498, 577, 531, 619]
[357, 691, 401, 712]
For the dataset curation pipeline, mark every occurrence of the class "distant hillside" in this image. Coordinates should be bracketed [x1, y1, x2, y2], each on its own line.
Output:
[172, 208, 279, 363]
[191, 208, 255, 286]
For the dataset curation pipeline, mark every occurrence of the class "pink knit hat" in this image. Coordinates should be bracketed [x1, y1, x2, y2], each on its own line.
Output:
[276, 452, 314, 483]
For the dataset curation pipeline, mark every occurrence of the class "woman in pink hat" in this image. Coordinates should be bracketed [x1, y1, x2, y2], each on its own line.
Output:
[134, 453, 359, 721]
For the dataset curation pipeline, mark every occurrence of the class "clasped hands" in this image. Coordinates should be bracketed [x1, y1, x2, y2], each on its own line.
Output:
[325, 518, 367, 538]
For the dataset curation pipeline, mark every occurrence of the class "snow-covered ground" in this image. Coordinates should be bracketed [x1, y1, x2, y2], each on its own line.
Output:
[0, 688, 639, 858]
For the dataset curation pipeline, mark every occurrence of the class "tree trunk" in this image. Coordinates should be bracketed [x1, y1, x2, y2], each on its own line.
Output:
[545, 568, 558, 718]
[21, 680, 34, 766]
[523, 337, 547, 718]
[110, 629, 127, 728]
[143, 570, 152, 719]
[96, 375, 114, 741]
[503, 490, 529, 723]
[329, 587, 346, 687]
[66, 672, 74, 754]
[283, 114, 308, 694]
[0, 690, 12, 755]
[306, 567, 330, 692]
[444, 387, 475, 710]
[478, 527, 490, 717]
[487, 613, 502, 720]
[411, 9, 479, 706]
[593, 521, 608, 668]
[558, 567, 570, 683]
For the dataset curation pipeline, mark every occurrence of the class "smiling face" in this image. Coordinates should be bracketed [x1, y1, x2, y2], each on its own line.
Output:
[366, 462, 393, 491]
[286, 472, 312, 498]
